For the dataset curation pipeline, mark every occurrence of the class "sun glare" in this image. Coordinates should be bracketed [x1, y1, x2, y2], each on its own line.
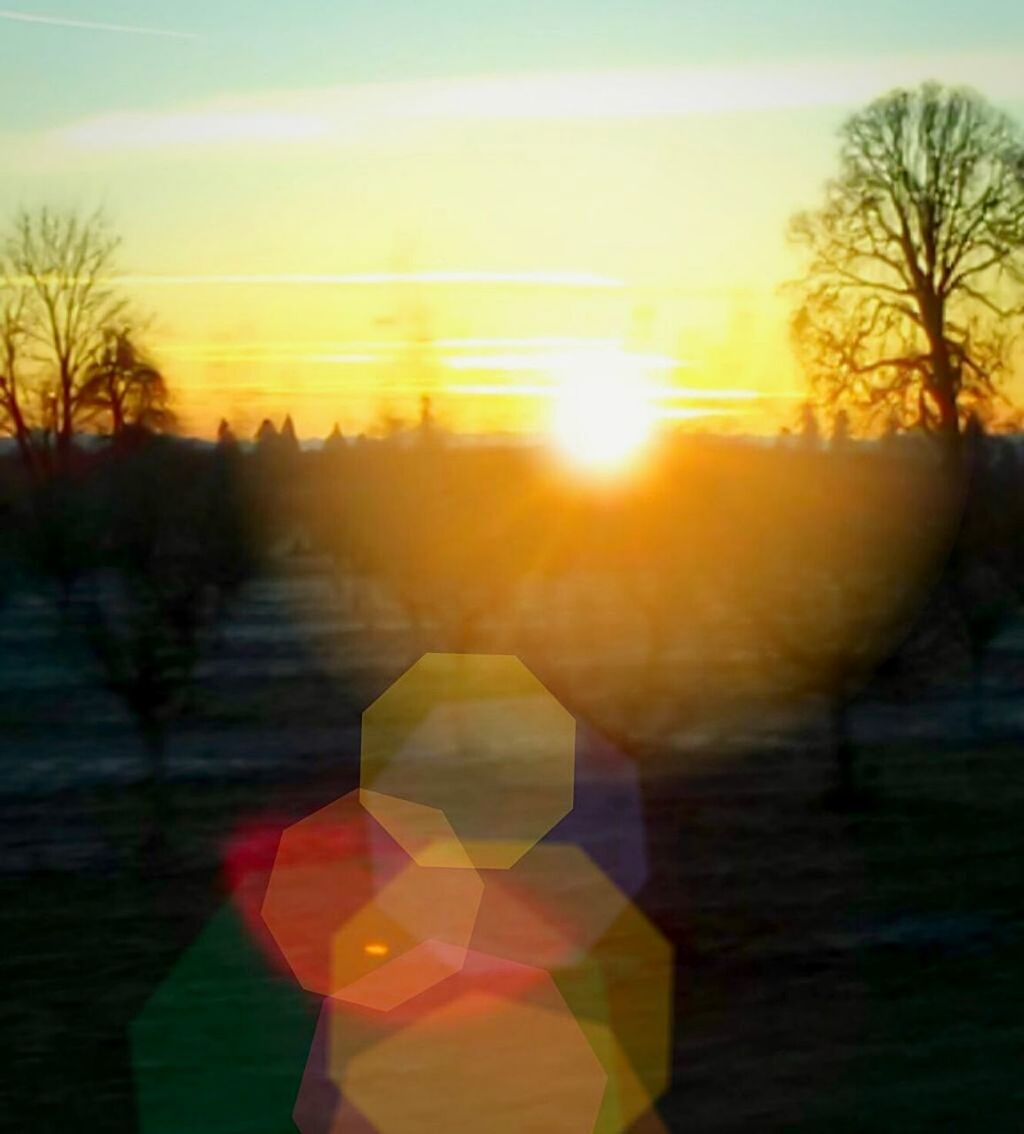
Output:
[550, 348, 656, 471]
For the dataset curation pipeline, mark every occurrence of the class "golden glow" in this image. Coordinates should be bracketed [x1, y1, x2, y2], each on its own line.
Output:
[18, 46, 1024, 437]
[363, 942, 390, 957]
[444, 350, 679, 373]
[116, 270, 624, 289]
[550, 348, 657, 472]
[342, 987, 606, 1134]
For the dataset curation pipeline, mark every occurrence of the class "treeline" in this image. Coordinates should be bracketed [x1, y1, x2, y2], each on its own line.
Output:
[2, 406, 1024, 826]
[204, 417, 1024, 795]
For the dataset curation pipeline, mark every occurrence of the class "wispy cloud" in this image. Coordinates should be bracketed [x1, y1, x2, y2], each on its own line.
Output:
[59, 111, 325, 148]
[443, 351, 684, 373]
[0, 8, 199, 40]
[155, 336, 626, 359]
[117, 271, 625, 289]
[441, 381, 790, 404]
[36, 51, 1024, 153]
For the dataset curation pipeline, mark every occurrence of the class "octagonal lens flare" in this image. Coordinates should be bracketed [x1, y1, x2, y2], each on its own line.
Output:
[360, 653, 576, 869]
[296, 954, 606, 1134]
[260, 790, 482, 1009]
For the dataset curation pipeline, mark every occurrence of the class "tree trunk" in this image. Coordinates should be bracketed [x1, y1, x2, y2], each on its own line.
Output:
[139, 714, 170, 867]
[111, 384, 125, 436]
[830, 694, 857, 804]
[7, 396, 39, 482]
[919, 289, 962, 456]
[58, 373, 74, 472]
[970, 649, 986, 739]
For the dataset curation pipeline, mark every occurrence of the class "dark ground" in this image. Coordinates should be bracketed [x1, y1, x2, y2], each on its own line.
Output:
[1, 569, 1023, 1132]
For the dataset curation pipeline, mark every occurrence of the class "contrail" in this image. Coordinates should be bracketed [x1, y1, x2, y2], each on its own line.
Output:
[0, 9, 199, 40]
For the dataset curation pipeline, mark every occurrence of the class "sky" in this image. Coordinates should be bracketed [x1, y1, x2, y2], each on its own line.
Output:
[2, 2, 1024, 439]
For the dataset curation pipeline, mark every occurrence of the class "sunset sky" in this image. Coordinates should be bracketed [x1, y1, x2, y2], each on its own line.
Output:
[2, 2, 1024, 440]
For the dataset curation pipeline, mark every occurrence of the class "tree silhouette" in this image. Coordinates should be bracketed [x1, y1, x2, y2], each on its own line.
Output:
[798, 402, 821, 449]
[730, 444, 950, 803]
[831, 409, 852, 449]
[789, 84, 1024, 445]
[324, 422, 346, 453]
[254, 418, 278, 448]
[79, 327, 174, 437]
[940, 418, 1024, 735]
[73, 435, 255, 856]
[0, 208, 137, 474]
[279, 414, 300, 457]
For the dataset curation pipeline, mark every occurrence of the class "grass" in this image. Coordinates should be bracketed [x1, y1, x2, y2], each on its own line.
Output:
[2, 733, 1024, 1131]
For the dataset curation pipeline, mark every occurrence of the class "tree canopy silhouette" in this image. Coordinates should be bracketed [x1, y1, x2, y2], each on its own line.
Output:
[789, 83, 1024, 442]
[79, 327, 174, 438]
[0, 208, 168, 475]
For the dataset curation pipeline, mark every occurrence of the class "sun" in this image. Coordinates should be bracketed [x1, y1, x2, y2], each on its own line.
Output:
[550, 348, 656, 471]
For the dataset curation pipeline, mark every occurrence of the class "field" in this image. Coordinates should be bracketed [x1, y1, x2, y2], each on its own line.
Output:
[2, 559, 1023, 1131]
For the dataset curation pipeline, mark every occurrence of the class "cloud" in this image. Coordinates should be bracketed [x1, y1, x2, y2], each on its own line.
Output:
[30, 50, 1024, 156]
[0, 8, 198, 40]
[117, 271, 625, 289]
[60, 111, 329, 148]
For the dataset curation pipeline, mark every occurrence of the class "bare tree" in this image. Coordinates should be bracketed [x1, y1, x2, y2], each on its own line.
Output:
[729, 444, 951, 804]
[74, 434, 256, 857]
[0, 282, 37, 474]
[789, 84, 1024, 445]
[0, 208, 155, 472]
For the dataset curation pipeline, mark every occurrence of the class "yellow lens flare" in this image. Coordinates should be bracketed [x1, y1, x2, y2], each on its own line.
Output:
[550, 349, 656, 472]
[363, 942, 390, 958]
